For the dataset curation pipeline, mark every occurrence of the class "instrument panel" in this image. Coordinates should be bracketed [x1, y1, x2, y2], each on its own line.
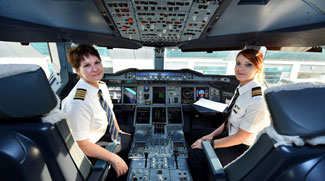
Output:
[104, 69, 237, 181]
[105, 69, 237, 105]
[109, 85, 221, 105]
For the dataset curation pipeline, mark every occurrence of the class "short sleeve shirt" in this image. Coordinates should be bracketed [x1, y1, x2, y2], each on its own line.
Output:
[228, 79, 270, 146]
[62, 79, 114, 143]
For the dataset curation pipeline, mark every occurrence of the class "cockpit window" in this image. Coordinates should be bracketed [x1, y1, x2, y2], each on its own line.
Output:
[97, 47, 155, 73]
[164, 48, 239, 75]
[0, 41, 53, 78]
[264, 50, 325, 87]
[96, 45, 325, 87]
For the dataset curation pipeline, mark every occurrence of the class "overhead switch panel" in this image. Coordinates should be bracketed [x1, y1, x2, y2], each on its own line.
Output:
[104, 0, 221, 45]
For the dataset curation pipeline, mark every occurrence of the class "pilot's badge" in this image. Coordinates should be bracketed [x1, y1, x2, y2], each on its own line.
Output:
[233, 104, 240, 114]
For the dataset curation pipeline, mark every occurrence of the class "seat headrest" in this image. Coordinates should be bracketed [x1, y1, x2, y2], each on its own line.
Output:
[265, 82, 325, 137]
[0, 64, 57, 119]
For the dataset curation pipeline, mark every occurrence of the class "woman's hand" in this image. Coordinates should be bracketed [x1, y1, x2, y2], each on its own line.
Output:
[200, 134, 213, 141]
[191, 134, 213, 149]
[111, 154, 128, 177]
[120, 130, 131, 136]
[191, 139, 203, 149]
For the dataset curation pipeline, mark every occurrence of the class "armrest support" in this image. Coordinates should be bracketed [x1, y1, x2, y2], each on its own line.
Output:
[201, 141, 226, 181]
[88, 142, 116, 181]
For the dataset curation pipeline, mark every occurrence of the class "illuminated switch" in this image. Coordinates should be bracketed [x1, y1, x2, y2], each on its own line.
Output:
[128, 18, 133, 25]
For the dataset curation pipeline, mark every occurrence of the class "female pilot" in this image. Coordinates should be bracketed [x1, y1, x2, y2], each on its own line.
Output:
[62, 44, 131, 179]
[188, 49, 270, 180]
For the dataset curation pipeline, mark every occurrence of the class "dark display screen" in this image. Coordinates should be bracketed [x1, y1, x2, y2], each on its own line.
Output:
[173, 142, 185, 148]
[196, 87, 209, 100]
[181, 87, 194, 104]
[135, 107, 150, 124]
[123, 87, 137, 103]
[153, 87, 166, 104]
[168, 107, 182, 124]
[152, 107, 166, 123]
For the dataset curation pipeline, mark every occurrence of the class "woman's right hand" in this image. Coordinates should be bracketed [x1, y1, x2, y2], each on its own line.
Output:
[111, 154, 128, 177]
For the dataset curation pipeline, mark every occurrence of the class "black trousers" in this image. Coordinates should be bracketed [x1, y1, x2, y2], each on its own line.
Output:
[187, 129, 249, 181]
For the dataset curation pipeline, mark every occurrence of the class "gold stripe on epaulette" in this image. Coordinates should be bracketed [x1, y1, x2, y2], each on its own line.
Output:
[252, 86, 262, 97]
[252, 90, 262, 94]
[74, 88, 87, 100]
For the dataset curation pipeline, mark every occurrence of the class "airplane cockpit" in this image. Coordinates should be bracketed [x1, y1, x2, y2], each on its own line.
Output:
[1, 0, 325, 180]
[60, 67, 239, 180]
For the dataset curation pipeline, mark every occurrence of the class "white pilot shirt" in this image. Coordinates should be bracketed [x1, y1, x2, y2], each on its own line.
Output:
[62, 78, 114, 143]
[228, 79, 270, 146]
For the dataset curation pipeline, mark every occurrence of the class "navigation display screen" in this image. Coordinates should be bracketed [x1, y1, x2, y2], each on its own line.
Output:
[135, 107, 150, 124]
[168, 107, 182, 124]
[196, 87, 209, 100]
[152, 107, 166, 123]
[153, 87, 166, 104]
[123, 87, 137, 103]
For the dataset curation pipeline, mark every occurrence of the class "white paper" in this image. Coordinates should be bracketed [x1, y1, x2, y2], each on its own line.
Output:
[194, 98, 228, 112]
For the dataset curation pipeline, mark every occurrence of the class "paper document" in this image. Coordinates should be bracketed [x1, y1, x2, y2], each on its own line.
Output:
[194, 98, 228, 112]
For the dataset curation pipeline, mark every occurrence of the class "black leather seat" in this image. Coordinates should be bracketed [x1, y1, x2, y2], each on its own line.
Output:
[0, 64, 114, 181]
[202, 82, 325, 181]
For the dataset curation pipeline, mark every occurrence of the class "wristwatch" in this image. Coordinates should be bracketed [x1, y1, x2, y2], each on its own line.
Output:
[119, 130, 123, 134]
[210, 139, 214, 148]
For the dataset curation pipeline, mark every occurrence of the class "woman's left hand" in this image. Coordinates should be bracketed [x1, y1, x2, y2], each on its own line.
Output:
[191, 139, 203, 149]
[120, 130, 131, 136]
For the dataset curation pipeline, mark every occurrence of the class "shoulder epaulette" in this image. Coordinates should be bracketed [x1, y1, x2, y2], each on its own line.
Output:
[74, 88, 87, 100]
[99, 81, 106, 84]
[252, 87, 262, 97]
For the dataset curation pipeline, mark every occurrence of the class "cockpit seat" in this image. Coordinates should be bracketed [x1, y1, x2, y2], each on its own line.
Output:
[202, 82, 325, 181]
[0, 64, 114, 181]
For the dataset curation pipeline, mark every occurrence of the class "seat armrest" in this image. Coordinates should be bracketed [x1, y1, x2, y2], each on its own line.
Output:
[88, 142, 116, 181]
[201, 141, 226, 181]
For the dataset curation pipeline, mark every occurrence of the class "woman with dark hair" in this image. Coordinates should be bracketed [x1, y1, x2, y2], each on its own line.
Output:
[62, 44, 131, 179]
[188, 49, 270, 180]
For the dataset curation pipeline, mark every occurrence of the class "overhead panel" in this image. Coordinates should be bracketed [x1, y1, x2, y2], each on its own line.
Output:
[103, 0, 221, 46]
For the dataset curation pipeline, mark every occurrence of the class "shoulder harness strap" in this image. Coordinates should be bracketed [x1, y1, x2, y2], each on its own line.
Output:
[74, 88, 87, 100]
[252, 87, 262, 97]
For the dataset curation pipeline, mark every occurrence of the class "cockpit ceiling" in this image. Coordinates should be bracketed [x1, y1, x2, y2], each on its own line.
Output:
[102, 0, 221, 45]
[0, 0, 325, 50]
